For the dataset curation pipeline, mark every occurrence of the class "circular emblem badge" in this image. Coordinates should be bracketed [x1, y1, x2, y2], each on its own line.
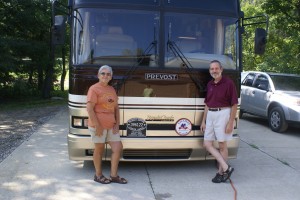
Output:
[175, 118, 192, 136]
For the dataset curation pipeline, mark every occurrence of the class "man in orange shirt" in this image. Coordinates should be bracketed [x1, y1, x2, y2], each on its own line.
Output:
[87, 65, 127, 184]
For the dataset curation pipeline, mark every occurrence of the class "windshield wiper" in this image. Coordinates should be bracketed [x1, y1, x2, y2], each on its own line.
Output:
[114, 40, 157, 92]
[167, 40, 205, 91]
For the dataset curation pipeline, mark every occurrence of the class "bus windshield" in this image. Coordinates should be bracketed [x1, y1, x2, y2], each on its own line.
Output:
[73, 8, 238, 69]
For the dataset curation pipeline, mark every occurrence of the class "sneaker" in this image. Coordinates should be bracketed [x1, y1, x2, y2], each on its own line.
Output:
[222, 165, 234, 182]
[212, 173, 223, 183]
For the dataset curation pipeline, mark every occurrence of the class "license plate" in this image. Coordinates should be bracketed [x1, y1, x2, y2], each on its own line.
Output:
[126, 118, 147, 137]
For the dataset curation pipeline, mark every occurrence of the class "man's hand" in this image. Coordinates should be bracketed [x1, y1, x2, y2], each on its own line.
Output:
[225, 122, 234, 134]
[200, 121, 206, 133]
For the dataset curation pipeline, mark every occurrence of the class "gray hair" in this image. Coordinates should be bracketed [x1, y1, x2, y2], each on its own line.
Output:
[210, 60, 222, 68]
[98, 65, 113, 76]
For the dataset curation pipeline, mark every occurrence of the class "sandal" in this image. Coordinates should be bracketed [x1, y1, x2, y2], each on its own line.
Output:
[212, 173, 223, 183]
[109, 176, 128, 184]
[94, 175, 111, 184]
[222, 165, 234, 182]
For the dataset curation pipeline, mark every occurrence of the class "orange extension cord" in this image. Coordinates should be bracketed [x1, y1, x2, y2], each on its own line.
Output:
[229, 178, 237, 200]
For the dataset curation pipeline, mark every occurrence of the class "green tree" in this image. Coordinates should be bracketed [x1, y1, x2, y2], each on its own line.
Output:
[241, 0, 300, 74]
[262, 0, 300, 74]
[241, 0, 266, 71]
[0, 0, 53, 98]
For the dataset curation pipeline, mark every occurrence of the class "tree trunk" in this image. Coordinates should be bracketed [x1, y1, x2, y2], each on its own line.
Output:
[60, 47, 66, 91]
[38, 62, 44, 91]
[42, 45, 55, 99]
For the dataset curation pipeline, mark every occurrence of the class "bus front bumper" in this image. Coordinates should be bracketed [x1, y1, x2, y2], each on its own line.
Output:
[68, 134, 240, 162]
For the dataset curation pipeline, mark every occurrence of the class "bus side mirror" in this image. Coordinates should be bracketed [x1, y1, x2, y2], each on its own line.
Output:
[52, 15, 66, 45]
[254, 28, 267, 55]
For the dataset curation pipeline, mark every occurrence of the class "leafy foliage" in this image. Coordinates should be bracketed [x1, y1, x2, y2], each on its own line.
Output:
[242, 0, 300, 74]
[241, 0, 266, 71]
[0, 0, 64, 98]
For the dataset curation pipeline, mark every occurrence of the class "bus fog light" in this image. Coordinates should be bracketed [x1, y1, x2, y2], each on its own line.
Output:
[73, 118, 83, 126]
[84, 118, 89, 127]
[87, 149, 94, 156]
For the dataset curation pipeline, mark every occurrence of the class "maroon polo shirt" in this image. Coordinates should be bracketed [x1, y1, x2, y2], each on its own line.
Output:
[204, 76, 238, 108]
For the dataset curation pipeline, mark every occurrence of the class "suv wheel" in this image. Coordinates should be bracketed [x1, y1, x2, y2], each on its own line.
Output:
[268, 106, 288, 132]
[239, 110, 244, 118]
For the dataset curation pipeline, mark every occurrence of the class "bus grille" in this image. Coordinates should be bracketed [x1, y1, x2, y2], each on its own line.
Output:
[122, 149, 192, 159]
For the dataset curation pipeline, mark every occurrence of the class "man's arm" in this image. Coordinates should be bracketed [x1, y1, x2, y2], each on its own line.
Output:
[200, 104, 209, 132]
[226, 103, 238, 134]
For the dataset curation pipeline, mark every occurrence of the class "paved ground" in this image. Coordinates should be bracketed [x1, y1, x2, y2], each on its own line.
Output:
[0, 105, 65, 163]
[0, 107, 299, 200]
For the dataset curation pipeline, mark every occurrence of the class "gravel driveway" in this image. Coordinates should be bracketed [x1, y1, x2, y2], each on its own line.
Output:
[0, 105, 66, 163]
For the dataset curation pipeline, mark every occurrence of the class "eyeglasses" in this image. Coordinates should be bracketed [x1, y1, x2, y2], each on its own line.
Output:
[100, 72, 112, 76]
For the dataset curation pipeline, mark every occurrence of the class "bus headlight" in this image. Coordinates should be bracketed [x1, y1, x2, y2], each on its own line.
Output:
[72, 116, 88, 128]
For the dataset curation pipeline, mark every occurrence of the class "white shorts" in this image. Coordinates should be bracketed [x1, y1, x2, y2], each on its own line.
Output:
[88, 127, 121, 143]
[204, 108, 233, 142]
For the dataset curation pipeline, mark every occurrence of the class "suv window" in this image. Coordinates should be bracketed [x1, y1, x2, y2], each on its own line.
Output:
[271, 75, 300, 91]
[242, 73, 255, 86]
[253, 75, 269, 90]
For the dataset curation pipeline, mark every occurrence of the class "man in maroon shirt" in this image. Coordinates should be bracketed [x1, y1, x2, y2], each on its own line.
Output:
[201, 60, 238, 183]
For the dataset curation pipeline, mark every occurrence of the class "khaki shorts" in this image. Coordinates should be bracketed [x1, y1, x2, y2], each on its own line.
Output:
[204, 108, 233, 142]
[88, 127, 121, 143]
